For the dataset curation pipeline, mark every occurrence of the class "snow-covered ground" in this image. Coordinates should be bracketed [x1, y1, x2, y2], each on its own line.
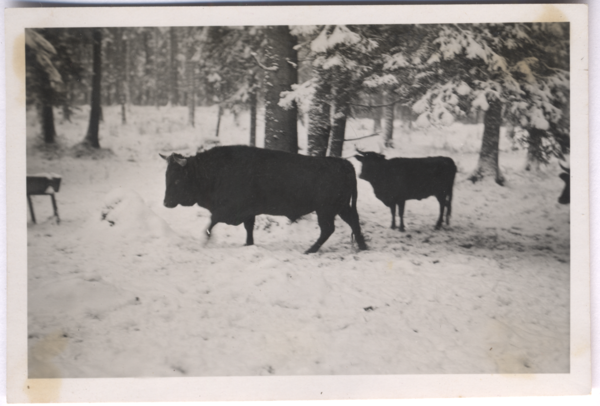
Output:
[26, 106, 569, 378]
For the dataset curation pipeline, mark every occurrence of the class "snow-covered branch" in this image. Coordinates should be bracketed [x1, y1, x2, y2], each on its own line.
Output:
[250, 52, 278, 71]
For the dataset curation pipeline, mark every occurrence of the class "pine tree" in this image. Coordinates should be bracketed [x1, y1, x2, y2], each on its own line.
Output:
[407, 23, 569, 184]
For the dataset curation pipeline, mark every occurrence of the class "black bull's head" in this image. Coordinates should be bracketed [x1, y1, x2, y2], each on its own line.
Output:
[558, 163, 570, 205]
[159, 153, 197, 208]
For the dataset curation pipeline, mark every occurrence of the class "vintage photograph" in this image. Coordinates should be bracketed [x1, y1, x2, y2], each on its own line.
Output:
[6, 4, 590, 402]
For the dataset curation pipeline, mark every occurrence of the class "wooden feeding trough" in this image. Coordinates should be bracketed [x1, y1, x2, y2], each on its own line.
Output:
[27, 174, 62, 224]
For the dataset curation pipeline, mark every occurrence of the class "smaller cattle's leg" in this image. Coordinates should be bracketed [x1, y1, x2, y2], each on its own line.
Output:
[244, 216, 255, 246]
[435, 195, 445, 230]
[27, 195, 36, 224]
[50, 194, 60, 224]
[398, 201, 406, 232]
[338, 205, 368, 251]
[390, 204, 396, 229]
[305, 212, 335, 254]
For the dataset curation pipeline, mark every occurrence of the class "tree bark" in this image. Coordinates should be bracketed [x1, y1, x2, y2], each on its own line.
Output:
[186, 59, 195, 127]
[114, 28, 127, 125]
[154, 28, 160, 109]
[525, 127, 543, 171]
[84, 28, 102, 149]
[383, 90, 395, 148]
[328, 104, 348, 158]
[185, 27, 210, 128]
[249, 80, 257, 147]
[215, 105, 223, 138]
[328, 78, 351, 158]
[307, 76, 331, 157]
[169, 27, 179, 106]
[124, 34, 130, 116]
[263, 26, 298, 154]
[372, 92, 382, 134]
[41, 103, 57, 144]
[468, 98, 504, 185]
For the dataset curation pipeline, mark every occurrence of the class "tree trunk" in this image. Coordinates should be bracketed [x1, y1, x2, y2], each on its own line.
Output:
[184, 27, 209, 128]
[372, 92, 382, 133]
[114, 28, 127, 125]
[84, 28, 102, 149]
[123, 33, 131, 116]
[154, 28, 160, 109]
[41, 103, 57, 144]
[249, 85, 257, 147]
[263, 26, 298, 154]
[215, 105, 223, 138]
[383, 90, 395, 148]
[468, 98, 504, 185]
[169, 27, 179, 106]
[328, 78, 351, 158]
[328, 104, 348, 158]
[62, 81, 72, 123]
[186, 59, 195, 127]
[307, 76, 331, 157]
[525, 127, 543, 171]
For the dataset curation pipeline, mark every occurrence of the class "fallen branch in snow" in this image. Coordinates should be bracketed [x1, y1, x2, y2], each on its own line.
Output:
[344, 133, 380, 142]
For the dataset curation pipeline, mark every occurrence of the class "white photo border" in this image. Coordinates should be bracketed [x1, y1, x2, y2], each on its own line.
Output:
[5, 4, 590, 402]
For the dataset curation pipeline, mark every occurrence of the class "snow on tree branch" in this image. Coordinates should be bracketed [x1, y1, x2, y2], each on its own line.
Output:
[279, 79, 316, 112]
[250, 52, 278, 71]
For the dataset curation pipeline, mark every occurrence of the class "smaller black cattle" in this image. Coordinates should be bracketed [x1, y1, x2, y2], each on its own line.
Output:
[355, 150, 457, 231]
[160, 145, 368, 254]
[558, 163, 570, 205]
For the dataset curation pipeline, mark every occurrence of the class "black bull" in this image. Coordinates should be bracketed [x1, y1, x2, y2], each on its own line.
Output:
[160, 146, 368, 253]
[355, 150, 457, 231]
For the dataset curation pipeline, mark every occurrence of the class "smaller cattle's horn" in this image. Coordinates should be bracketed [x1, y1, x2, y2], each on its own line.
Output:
[559, 162, 570, 173]
[159, 153, 169, 161]
[174, 157, 187, 167]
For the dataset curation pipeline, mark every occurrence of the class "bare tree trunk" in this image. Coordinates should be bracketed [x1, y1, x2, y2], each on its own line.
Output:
[215, 105, 223, 138]
[84, 28, 102, 148]
[372, 92, 382, 134]
[249, 77, 257, 147]
[169, 27, 179, 106]
[185, 27, 210, 128]
[328, 104, 348, 158]
[62, 81, 72, 123]
[121, 36, 128, 125]
[383, 90, 395, 148]
[307, 75, 331, 157]
[525, 127, 543, 171]
[328, 80, 351, 158]
[186, 59, 195, 127]
[154, 28, 160, 109]
[113, 28, 127, 125]
[263, 26, 298, 154]
[41, 103, 57, 144]
[468, 98, 504, 185]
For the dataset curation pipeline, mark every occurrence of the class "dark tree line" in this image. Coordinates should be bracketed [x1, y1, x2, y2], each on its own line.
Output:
[26, 23, 569, 185]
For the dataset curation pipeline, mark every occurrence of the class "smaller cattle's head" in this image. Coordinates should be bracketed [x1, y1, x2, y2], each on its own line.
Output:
[159, 153, 197, 208]
[558, 163, 570, 205]
[355, 149, 387, 181]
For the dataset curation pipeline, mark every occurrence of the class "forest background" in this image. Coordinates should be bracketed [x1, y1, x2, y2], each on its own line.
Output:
[25, 23, 570, 180]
